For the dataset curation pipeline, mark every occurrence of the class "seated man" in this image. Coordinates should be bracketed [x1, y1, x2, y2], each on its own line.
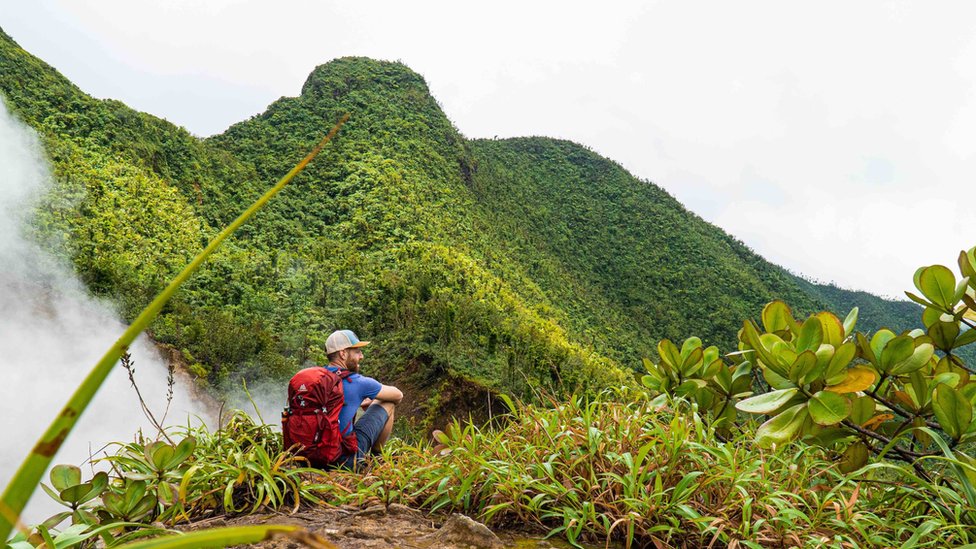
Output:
[324, 329, 403, 470]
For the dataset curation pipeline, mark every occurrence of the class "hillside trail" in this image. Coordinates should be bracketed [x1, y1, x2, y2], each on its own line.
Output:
[185, 503, 602, 549]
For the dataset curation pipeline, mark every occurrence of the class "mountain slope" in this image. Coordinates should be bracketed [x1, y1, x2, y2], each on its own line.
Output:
[0, 28, 936, 422]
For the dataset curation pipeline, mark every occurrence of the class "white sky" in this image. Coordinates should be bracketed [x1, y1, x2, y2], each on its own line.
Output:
[3, 0, 975, 298]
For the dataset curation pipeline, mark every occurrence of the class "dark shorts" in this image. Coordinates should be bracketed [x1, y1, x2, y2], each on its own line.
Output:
[335, 403, 389, 470]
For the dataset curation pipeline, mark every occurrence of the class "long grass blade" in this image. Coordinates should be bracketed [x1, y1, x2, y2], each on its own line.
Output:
[0, 114, 349, 539]
[114, 525, 337, 549]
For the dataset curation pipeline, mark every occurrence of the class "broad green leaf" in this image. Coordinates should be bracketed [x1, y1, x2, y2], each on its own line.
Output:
[933, 383, 973, 441]
[702, 359, 723, 380]
[839, 442, 870, 473]
[856, 332, 877, 365]
[703, 346, 720, 365]
[658, 339, 682, 369]
[960, 247, 976, 280]
[164, 435, 195, 469]
[679, 337, 703, 361]
[957, 328, 976, 348]
[879, 335, 914, 372]
[680, 347, 704, 376]
[795, 318, 824, 353]
[869, 330, 896, 365]
[756, 403, 808, 448]
[890, 343, 934, 375]
[934, 371, 961, 388]
[50, 465, 81, 492]
[816, 312, 845, 347]
[921, 306, 943, 328]
[826, 366, 877, 394]
[929, 322, 960, 351]
[808, 391, 852, 426]
[805, 427, 854, 447]
[850, 395, 876, 424]
[910, 369, 930, 408]
[675, 379, 707, 398]
[826, 342, 856, 384]
[736, 388, 799, 414]
[789, 351, 818, 385]
[763, 366, 795, 390]
[918, 265, 957, 311]
[955, 277, 971, 305]
[842, 307, 859, 338]
[150, 444, 176, 472]
[762, 300, 795, 334]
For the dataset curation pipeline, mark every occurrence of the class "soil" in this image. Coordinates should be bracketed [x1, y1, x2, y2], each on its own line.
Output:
[182, 504, 591, 549]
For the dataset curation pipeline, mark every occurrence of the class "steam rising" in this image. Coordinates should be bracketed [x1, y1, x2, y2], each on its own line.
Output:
[0, 100, 211, 522]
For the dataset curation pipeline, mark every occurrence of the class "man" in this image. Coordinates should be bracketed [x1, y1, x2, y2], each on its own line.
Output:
[325, 329, 403, 470]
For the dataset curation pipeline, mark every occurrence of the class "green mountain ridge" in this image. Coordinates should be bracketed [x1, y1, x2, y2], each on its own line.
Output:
[0, 28, 933, 425]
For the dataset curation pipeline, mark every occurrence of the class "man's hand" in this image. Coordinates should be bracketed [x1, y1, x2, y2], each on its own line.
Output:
[360, 398, 373, 411]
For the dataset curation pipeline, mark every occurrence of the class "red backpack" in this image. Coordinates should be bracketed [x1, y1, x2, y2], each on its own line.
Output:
[282, 367, 358, 466]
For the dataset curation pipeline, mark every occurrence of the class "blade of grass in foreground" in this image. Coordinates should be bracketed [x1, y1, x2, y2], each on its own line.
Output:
[114, 525, 337, 549]
[0, 114, 349, 540]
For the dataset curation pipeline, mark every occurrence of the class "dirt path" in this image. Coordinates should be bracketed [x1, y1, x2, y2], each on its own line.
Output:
[186, 504, 583, 549]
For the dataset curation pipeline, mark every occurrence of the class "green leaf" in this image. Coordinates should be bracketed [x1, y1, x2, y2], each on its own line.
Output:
[960, 248, 976, 281]
[816, 312, 845, 347]
[679, 337, 703, 361]
[957, 328, 976, 348]
[756, 403, 808, 448]
[680, 347, 704, 376]
[762, 301, 795, 334]
[795, 318, 824, 353]
[905, 291, 934, 308]
[879, 335, 914, 372]
[933, 383, 973, 441]
[839, 442, 870, 473]
[789, 351, 818, 385]
[869, 330, 896, 365]
[657, 339, 682, 369]
[736, 388, 799, 414]
[150, 444, 176, 472]
[842, 307, 859, 338]
[826, 342, 856, 384]
[50, 465, 81, 493]
[929, 322, 961, 351]
[849, 395, 876, 425]
[888, 342, 934, 376]
[918, 265, 957, 311]
[808, 391, 852, 426]
[112, 525, 328, 549]
[762, 366, 795, 390]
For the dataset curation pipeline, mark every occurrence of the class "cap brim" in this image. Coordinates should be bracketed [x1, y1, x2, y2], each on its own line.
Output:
[349, 341, 370, 348]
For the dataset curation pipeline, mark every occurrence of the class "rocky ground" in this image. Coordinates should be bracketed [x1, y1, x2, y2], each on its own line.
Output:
[184, 503, 588, 549]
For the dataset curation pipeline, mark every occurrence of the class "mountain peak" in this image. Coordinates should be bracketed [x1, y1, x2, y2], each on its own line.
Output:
[299, 56, 431, 102]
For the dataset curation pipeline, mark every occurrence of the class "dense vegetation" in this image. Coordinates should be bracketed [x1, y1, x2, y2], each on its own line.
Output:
[0, 27, 935, 425]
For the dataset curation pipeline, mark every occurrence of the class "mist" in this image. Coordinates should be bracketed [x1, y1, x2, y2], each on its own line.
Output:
[0, 100, 212, 523]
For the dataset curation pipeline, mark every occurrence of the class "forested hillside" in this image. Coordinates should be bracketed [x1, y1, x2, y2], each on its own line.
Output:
[0, 28, 929, 423]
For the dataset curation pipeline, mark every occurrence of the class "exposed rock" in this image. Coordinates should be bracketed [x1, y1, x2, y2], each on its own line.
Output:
[421, 513, 503, 549]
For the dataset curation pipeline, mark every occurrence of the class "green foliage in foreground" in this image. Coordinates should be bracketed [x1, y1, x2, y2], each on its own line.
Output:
[643, 246, 976, 477]
[27, 401, 976, 549]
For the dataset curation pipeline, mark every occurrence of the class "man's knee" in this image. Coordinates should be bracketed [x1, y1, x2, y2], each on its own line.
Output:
[377, 400, 396, 416]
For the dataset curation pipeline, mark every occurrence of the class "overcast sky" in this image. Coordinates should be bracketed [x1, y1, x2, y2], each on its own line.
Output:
[3, 1, 975, 299]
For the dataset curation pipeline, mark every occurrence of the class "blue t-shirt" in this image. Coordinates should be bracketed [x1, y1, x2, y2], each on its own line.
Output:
[327, 366, 381, 435]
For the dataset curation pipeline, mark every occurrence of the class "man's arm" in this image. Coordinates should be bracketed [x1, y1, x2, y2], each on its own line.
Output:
[374, 384, 403, 404]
